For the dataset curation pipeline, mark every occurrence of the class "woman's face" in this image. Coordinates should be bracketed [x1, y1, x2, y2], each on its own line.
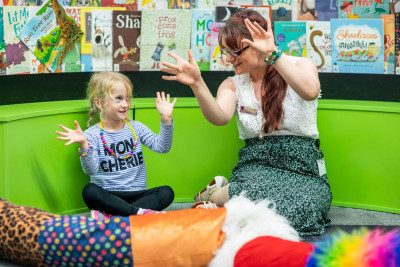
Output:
[222, 37, 262, 75]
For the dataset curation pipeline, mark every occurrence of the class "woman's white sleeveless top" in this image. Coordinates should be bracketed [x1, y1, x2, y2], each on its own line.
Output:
[231, 57, 319, 140]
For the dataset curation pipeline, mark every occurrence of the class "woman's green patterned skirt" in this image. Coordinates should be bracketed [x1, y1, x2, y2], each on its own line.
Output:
[228, 135, 332, 237]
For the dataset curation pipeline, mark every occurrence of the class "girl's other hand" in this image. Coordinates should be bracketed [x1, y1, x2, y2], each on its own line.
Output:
[160, 50, 202, 87]
[155, 91, 177, 125]
[56, 120, 88, 148]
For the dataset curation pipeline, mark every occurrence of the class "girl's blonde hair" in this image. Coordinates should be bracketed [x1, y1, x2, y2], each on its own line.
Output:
[86, 72, 133, 127]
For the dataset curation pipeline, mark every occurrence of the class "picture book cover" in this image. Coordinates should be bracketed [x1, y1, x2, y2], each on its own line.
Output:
[63, 7, 81, 72]
[209, 22, 233, 71]
[91, 9, 113, 71]
[306, 21, 331, 72]
[70, 0, 100, 7]
[315, 0, 337, 21]
[168, 0, 195, 9]
[101, 0, 138, 11]
[80, 7, 125, 72]
[59, 0, 72, 6]
[137, 0, 168, 10]
[196, 0, 215, 9]
[338, 0, 390, 19]
[296, 0, 317, 21]
[139, 9, 191, 70]
[393, 0, 400, 13]
[260, 0, 292, 22]
[274, 21, 307, 57]
[381, 14, 395, 74]
[17, 0, 83, 73]
[0, 42, 6, 75]
[240, 5, 272, 20]
[26, 0, 37, 6]
[215, 5, 239, 22]
[215, 0, 253, 5]
[191, 9, 214, 70]
[112, 10, 141, 71]
[3, 6, 32, 75]
[331, 19, 384, 74]
[395, 13, 400, 74]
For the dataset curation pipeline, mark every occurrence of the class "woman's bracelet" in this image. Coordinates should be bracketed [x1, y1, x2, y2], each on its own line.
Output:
[264, 49, 282, 66]
[78, 143, 92, 157]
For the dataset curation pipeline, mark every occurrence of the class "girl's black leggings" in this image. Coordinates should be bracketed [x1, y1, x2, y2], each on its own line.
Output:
[82, 183, 174, 216]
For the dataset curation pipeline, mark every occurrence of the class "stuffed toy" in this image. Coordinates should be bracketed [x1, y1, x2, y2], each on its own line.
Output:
[0, 197, 400, 267]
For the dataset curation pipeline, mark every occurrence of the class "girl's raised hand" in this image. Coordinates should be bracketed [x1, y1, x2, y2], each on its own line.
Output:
[242, 18, 276, 56]
[160, 50, 202, 87]
[56, 120, 87, 147]
[155, 91, 177, 125]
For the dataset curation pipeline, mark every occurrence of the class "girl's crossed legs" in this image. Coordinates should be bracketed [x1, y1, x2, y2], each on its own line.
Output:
[82, 183, 174, 216]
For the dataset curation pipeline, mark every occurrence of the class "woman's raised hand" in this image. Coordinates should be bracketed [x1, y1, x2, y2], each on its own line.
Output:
[242, 18, 276, 56]
[56, 120, 87, 147]
[161, 50, 202, 87]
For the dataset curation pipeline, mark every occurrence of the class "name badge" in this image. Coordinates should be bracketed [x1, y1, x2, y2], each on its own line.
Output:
[317, 158, 327, 176]
[240, 106, 258, 115]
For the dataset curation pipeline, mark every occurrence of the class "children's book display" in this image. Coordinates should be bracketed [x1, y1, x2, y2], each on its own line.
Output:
[196, 0, 215, 9]
[306, 21, 331, 72]
[137, 0, 168, 10]
[296, 0, 316, 21]
[274, 21, 307, 57]
[112, 10, 141, 71]
[331, 19, 384, 74]
[191, 9, 214, 70]
[168, 0, 195, 9]
[215, 5, 239, 22]
[17, 0, 83, 73]
[395, 13, 400, 74]
[139, 9, 191, 70]
[91, 9, 113, 71]
[101, 0, 137, 10]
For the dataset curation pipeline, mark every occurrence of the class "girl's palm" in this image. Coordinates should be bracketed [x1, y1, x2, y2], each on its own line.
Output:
[155, 92, 177, 118]
[56, 121, 86, 146]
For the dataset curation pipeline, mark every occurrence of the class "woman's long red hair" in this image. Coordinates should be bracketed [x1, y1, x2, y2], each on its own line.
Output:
[218, 9, 288, 133]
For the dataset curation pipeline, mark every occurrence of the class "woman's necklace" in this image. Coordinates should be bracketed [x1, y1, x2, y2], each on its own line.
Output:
[100, 120, 138, 159]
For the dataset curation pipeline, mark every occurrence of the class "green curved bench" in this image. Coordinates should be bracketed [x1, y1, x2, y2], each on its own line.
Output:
[0, 99, 399, 215]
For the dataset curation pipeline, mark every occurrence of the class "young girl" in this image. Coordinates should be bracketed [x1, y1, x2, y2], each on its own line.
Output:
[56, 72, 177, 221]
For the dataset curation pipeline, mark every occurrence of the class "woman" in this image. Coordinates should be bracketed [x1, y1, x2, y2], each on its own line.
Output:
[160, 9, 331, 236]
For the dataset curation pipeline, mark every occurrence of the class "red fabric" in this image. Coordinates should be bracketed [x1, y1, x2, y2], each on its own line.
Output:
[234, 236, 313, 267]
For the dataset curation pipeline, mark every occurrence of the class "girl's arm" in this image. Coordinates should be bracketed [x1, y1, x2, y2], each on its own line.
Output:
[134, 121, 173, 154]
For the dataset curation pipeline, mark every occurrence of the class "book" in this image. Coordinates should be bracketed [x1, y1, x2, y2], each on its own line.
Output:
[338, 0, 390, 19]
[296, 0, 317, 21]
[215, 5, 239, 22]
[381, 14, 395, 74]
[395, 13, 400, 74]
[196, 0, 215, 9]
[80, 6, 125, 72]
[215, 0, 253, 5]
[331, 19, 384, 74]
[3, 6, 32, 74]
[0, 7, 3, 42]
[101, 0, 138, 11]
[209, 22, 233, 71]
[17, 0, 83, 73]
[240, 5, 272, 20]
[139, 9, 192, 70]
[168, 0, 195, 9]
[315, 0, 337, 21]
[393, 0, 400, 13]
[137, 0, 168, 10]
[63, 7, 81, 72]
[0, 42, 6, 75]
[112, 10, 141, 71]
[70, 0, 100, 7]
[191, 9, 214, 71]
[261, 0, 292, 22]
[274, 21, 307, 57]
[306, 21, 331, 72]
[91, 9, 113, 71]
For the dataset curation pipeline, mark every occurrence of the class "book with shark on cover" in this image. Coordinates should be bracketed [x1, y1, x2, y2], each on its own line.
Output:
[338, 0, 390, 19]
[17, 0, 83, 73]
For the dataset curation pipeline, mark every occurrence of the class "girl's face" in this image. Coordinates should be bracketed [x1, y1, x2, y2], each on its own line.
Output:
[98, 81, 131, 123]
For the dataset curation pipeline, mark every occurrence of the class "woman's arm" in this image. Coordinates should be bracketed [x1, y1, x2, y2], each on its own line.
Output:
[273, 55, 320, 101]
[161, 50, 237, 126]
